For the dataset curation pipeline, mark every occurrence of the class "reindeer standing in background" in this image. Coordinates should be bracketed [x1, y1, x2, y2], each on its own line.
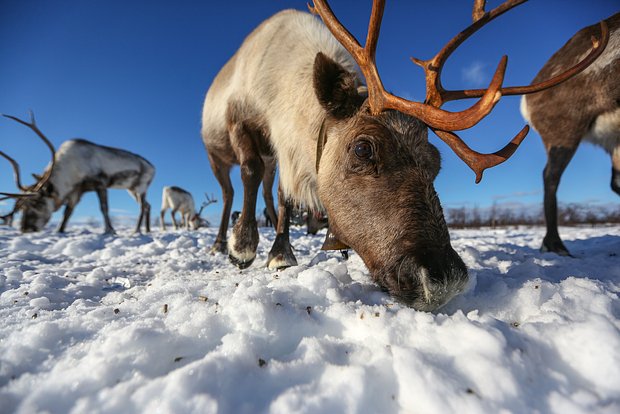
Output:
[201, 0, 606, 310]
[160, 187, 216, 230]
[521, 12, 619, 256]
[1, 112, 155, 233]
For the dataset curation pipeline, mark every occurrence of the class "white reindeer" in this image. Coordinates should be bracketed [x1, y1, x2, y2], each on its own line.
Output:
[0, 112, 155, 233]
[160, 187, 216, 230]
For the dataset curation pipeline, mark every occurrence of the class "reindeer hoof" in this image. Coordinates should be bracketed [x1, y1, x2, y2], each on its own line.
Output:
[267, 233, 298, 270]
[541, 237, 572, 257]
[209, 241, 227, 255]
[267, 253, 298, 270]
[229, 254, 255, 269]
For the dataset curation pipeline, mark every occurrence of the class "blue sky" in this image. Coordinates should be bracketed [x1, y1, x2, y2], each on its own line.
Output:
[1, 0, 618, 226]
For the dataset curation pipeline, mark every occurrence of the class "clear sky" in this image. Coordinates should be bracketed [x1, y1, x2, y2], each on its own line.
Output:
[1, 0, 618, 226]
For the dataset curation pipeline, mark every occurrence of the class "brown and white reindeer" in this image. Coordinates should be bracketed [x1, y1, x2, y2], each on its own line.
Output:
[160, 187, 216, 230]
[1, 112, 155, 234]
[521, 12, 619, 256]
[201, 0, 607, 310]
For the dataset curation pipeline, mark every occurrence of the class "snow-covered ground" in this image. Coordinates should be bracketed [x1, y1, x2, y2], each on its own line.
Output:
[0, 224, 618, 414]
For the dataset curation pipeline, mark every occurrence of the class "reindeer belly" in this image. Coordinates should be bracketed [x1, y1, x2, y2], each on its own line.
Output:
[584, 108, 620, 153]
[107, 169, 144, 189]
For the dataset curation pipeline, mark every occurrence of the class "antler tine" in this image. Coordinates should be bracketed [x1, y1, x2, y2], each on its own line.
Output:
[204, 192, 217, 205]
[472, 0, 487, 22]
[0, 150, 27, 191]
[441, 21, 610, 102]
[0, 192, 38, 200]
[312, 0, 506, 131]
[411, 0, 528, 107]
[432, 125, 529, 183]
[2, 111, 56, 192]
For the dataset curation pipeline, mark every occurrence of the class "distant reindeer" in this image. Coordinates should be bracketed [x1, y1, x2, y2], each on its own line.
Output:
[0, 112, 155, 233]
[201, 1, 606, 310]
[160, 187, 216, 230]
[521, 12, 619, 256]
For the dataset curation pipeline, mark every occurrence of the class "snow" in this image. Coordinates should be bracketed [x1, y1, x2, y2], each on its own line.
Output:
[0, 224, 619, 414]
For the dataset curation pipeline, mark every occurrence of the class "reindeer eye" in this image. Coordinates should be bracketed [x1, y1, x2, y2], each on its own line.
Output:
[353, 141, 373, 160]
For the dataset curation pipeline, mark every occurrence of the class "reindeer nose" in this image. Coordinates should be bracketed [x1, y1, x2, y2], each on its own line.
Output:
[388, 246, 468, 311]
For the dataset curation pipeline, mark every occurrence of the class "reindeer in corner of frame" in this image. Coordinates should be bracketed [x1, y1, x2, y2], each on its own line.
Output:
[1, 112, 155, 234]
[521, 11, 619, 256]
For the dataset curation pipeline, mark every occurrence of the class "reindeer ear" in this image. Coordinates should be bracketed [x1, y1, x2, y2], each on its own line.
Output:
[313, 52, 364, 119]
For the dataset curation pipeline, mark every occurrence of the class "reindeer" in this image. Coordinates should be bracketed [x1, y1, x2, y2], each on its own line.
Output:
[0, 112, 155, 234]
[160, 187, 216, 230]
[521, 12, 619, 256]
[201, 0, 606, 310]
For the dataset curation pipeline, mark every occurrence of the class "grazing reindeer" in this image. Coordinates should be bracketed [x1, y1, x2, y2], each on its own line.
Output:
[201, 0, 606, 310]
[521, 12, 619, 256]
[160, 187, 216, 230]
[0, 112, 155, 233]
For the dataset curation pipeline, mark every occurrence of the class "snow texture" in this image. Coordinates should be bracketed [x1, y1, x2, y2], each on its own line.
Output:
[0, 224, 619, 414]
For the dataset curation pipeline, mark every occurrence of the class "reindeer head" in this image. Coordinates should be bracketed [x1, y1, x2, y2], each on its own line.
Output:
[310, 0, 607, 310]
[190, 193, 217, 230]
[1, 112, 58, 232]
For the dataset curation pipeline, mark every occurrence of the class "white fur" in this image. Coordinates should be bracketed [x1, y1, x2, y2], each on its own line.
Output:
[227, 231, 256, 262]
[160, 187, 199, 230]
[49, 140, 154, 208]
[584, 108, 620, 154]
[202, 10, 357, 211]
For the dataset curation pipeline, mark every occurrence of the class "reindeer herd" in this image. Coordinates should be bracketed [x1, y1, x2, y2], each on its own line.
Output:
[1, 1, 618, 311]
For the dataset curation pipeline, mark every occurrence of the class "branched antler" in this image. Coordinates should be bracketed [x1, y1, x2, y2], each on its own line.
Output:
[2, 111, 57, 194]
[310, 0, 609, 182]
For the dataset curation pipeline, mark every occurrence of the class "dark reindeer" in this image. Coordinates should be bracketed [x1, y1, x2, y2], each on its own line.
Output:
[1, 112, 155, 234]
[201, 0, 606, 310]
[521, 12, 619, 256]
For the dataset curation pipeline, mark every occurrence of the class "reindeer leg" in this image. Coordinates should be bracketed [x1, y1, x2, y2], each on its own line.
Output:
[227, 120, 264, 269]
[133, 192, 150, 233]
[96, 187, 115, 234]
[207, 153, 233, 254]
[160, 209, 167, 231]
[542, 145, 578, 256]
[262, 157, 278, 228]
[267, 183, 298, 270]
[57, 193, 80, 233]
[144, 198, 151, 232]
[57, 203, 75, 233]
[171, 208, 179, 230]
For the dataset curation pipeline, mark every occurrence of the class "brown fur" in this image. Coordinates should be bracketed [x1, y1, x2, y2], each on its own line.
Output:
[522, 12, 620, 255]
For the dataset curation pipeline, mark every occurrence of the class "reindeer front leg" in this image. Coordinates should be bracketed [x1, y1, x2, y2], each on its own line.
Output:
[160, 208, 167, 231]
[267, 183, 297, 270]
[227, 119, 263, 269]
[95, 187, 115, 234]
[57, 193, 81, 233]
[207, 153, 233, 254]
[171, 208, 180, 230]
[262, 157, 278, 228]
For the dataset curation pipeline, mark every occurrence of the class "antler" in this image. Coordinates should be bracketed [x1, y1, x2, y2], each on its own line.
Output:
[197, 193, 218, 215]
[309, 0, 505, 131]
[412, 1, 610, 105]
[0, 150, 27, 191]
[310, 0, 608, 182]
[2, 111, 56, 193]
